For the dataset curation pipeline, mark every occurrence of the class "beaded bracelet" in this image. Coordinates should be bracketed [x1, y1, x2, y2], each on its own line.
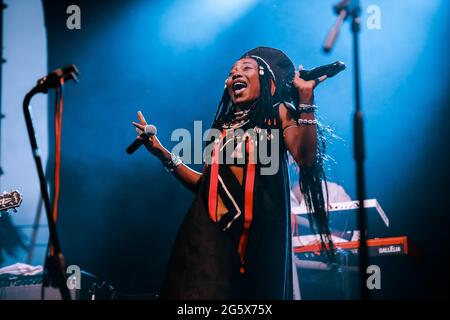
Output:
[162, 153, 182, 172]
[297, 118, 317, 126]
[298, 104, 317, 113]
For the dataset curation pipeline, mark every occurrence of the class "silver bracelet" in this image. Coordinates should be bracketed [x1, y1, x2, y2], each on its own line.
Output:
[298, 104, 317, 113]
[297, 118, 317, 126]
[163, 153, 182, 172]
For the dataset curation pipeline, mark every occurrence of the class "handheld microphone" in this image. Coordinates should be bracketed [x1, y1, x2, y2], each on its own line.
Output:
[290, 61, 346, 105]
[299, 61, 346, 81]
[126, 124, 157, 154]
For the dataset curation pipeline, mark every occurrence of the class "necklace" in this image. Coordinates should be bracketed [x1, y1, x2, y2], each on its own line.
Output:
[222, 108, 251, 129]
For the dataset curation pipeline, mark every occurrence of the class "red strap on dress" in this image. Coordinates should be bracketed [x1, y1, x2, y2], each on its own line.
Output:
[208, 137, 221, 222]
[238, 137, 256, 273]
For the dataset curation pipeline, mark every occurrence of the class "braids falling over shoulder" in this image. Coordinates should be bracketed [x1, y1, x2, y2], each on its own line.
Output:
[299, 122, 336, 264]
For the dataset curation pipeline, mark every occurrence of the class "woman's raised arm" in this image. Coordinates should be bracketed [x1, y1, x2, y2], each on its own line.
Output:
[132, 111, 203, 193]
[280, 66, 326, 166]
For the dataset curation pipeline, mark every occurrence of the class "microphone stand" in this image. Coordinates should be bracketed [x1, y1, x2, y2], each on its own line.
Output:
[323, 0, 369, 300]
[22, 66, 78, 300]
[0, 1, 6, 181]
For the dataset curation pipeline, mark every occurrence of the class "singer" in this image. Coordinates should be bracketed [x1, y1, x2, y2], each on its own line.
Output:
[131, 47, 333, 299]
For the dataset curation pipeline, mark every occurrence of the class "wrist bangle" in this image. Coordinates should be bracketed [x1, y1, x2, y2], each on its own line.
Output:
[297, 118, 317, 126]
[162, 153, 182, 172]
[298, 104, 317, 113]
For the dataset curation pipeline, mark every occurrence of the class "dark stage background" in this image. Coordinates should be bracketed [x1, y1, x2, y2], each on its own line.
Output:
[41, 0, 449, 298]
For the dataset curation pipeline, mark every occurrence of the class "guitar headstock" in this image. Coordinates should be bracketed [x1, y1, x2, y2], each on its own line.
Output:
[0, 190, 23, 217]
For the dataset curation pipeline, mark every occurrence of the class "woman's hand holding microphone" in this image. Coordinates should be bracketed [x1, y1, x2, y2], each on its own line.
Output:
[130, 111, 164, 157]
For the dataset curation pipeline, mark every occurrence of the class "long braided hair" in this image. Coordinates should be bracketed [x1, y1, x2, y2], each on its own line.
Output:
[212, 56, 335, 263]
[298, 125, 335, 263]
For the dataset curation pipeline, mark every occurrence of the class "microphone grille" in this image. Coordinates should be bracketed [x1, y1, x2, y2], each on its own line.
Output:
[144, 124, 157, 136]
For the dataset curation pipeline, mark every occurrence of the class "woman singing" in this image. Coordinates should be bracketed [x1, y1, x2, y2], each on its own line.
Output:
[131, 47, 332, 299]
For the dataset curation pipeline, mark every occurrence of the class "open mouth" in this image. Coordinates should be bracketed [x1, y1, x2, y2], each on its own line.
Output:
[232, 81, 247, 96]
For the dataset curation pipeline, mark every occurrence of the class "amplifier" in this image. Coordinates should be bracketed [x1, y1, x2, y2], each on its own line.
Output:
[0, 272, 115, 300]
[0, 274, 76, 300]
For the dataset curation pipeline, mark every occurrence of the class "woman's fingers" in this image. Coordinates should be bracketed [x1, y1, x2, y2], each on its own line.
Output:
[318, 74, 327, 82]
[132, 121, 145, 131]
[313, 75, 328, 88]
[137, 111, 147, 125]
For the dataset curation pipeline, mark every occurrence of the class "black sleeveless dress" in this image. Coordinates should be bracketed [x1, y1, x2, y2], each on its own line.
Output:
[159, 106, 293, 300]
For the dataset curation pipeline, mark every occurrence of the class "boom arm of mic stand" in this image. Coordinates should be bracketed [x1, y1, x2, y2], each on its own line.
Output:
[323, 9, 348, 53]
[23, 89, 71, 300]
